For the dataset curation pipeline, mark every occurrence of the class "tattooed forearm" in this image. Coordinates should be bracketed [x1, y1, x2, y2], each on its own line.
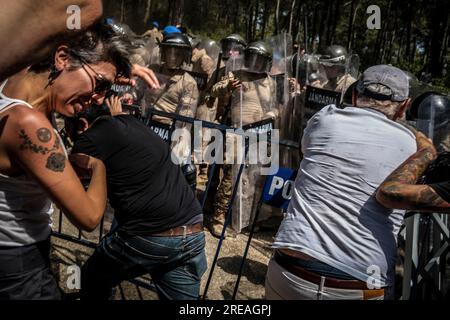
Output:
[379, 184, 450, 212]
[383, 148, 436, 186]
[377, 148, 450, 212]
[19, 128, 66, 173]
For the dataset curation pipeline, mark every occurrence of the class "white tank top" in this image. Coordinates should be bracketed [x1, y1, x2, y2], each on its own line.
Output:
[0, 80, 53, 247]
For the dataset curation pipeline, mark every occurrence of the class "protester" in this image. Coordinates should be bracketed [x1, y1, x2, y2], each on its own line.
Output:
[69, 97, 206, 300]
[376, 93, 450, 213]
[266, 65, 417, 300]
[0, 23, 131, 299]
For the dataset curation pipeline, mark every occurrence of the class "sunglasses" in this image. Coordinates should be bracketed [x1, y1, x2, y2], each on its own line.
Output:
[70, 50, 114, 94]
[81, 62, 113, 94]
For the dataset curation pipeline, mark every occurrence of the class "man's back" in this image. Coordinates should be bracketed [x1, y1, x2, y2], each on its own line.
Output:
[72, 115, 202, 236]
[273, 105, 416, 287]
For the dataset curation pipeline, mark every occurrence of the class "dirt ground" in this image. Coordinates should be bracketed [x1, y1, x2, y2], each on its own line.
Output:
[50, 206, 278, 300]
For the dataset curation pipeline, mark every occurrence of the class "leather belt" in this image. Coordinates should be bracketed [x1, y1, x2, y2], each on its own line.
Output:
[151, 222, 203, 237]
[274, 250, 381, 291]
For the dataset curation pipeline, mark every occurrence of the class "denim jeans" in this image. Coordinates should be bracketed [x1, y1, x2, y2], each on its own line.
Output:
[80, 230, 207, 300]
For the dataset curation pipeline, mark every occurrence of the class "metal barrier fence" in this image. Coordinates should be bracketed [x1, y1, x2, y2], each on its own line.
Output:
[51, 107, 450, 300]
[402, 213, 450, 299]
[52, 106, 450, 300]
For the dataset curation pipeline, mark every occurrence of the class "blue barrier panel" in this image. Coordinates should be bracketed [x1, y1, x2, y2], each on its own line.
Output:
[261, 167, 298, 209]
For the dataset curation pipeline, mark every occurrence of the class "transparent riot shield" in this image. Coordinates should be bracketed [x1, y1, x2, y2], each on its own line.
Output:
[186, 38, 221, 92]
[224, 43, 278, 232]
[197, 38, 221, 64]
[416, 93, 450, 152]
[304, 52, 359, 114]
[268, 33, 293, 127]
[143, 71, 199, 165]
[144, 36, 161, 66]
[269, 35, 302, 170]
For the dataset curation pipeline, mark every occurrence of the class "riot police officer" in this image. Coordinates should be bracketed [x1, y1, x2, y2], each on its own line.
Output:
[207, 40, 277, 237]
[317, 45, 356, 93]
[200, 34, 248, 219]
[145, 33, 199, 165]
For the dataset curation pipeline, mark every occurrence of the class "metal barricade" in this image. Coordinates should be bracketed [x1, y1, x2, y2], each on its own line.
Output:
[402, 213, 450, 299]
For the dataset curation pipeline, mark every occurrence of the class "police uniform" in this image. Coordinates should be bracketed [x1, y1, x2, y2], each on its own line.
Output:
[145, 68, 199, 164]
[208, 71, 277, 235]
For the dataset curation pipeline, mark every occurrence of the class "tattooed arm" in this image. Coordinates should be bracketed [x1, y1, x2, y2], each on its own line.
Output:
[377, 132, 450, 213]
[2, 107, 107, 231]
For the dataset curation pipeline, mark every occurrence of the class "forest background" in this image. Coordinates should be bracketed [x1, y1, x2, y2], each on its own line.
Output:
[104, 0, 450, 91]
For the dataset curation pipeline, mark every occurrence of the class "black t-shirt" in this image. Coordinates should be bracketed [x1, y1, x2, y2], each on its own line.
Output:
[72, 115, 202, 236]
[430, 181, 450, 203]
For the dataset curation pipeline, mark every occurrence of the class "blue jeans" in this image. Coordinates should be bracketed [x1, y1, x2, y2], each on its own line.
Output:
[80, 231, 207, 300]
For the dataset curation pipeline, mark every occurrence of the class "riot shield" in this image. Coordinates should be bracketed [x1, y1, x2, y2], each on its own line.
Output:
[416, 93, 450, 152]
[197, 38, 221, 64]
[268, 33, 292, 122]
[187, 38, 221, 92]
[143, 71, 199, 165]
[144, 37, 161, 66]
[304, 52, 359, 114]
[226, 43, 278, 232]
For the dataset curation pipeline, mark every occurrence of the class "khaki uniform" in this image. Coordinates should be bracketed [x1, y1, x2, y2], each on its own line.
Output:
[145, 68, 199, 164]
[191, 49, 219, 190]
[318, 74, 357, 94]
[142, 28, 163, 43]
[200, 65, 230, 227]
[211, 71, 277, 233]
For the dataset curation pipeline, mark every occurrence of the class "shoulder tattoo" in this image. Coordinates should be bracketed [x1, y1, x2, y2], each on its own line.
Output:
[19, 128, 66, 173]
[37, 128, 52, 143]
[19, 128, 60, 155]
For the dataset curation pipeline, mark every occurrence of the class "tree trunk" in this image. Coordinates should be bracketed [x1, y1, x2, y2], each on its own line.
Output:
[288, 0, 297, 35]
[261, 0, 270, 39]
[347, 0, 360, 51]
[429, 0, 446, 77]
[405, 0, 414, 66]
[143, 0, 152, 25]
[233, 1, 240, 33]
[275, 0, 281, 35]
[328, 0, 341, 44]
[346, 0, 356, 50]
[120, 0, 125, 23]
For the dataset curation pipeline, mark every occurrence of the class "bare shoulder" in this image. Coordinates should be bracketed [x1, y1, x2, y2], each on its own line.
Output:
[4, 104, 50, 126]
[2, 105, 56, 150]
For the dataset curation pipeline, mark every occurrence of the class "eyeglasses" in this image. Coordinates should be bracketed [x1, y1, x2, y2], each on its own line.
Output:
[70, 50, 113, 95]
[81, 62, 113, 94]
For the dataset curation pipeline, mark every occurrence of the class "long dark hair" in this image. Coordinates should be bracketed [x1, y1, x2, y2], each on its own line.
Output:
[29, 23, 132, 79]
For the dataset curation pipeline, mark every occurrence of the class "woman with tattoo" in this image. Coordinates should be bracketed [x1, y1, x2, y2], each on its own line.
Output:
[0, 23, 155, 299]
[377, 130, 450, 213]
